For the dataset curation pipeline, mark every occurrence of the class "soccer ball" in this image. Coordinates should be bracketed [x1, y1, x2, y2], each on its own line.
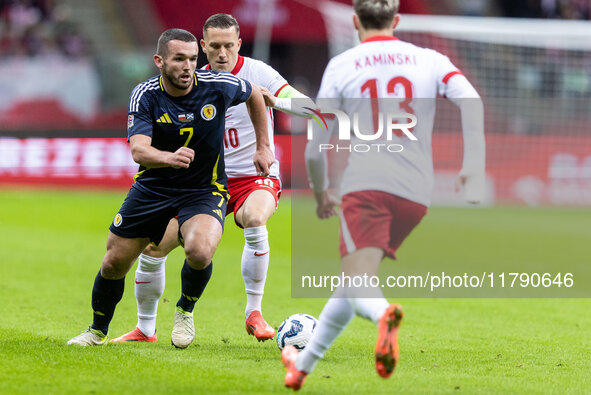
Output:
[276, 313, 318, 350]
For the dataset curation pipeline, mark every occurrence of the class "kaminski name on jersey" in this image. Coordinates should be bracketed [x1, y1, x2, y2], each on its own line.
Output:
[318, 36, 480, 207]
[354, 53, 418, 69]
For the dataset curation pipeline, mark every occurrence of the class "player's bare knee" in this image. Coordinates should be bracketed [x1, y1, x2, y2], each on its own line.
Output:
[100, 258, 127, 279]
[184, 245, 214, 269]
[184, 256, 211, 270]
[242, 212, 267, 228]
[142, 242, 166, 258]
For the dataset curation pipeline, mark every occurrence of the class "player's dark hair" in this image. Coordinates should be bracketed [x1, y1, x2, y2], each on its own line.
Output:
[156, 28, 197, 58]
[353, 0, 399, 30]
[203, 13, 240, 37]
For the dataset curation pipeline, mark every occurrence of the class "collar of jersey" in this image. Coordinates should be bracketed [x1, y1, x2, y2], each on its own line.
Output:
[204, 55, 245, 75]
[158, 75, 198, 95]
[361, 35, 399, 44]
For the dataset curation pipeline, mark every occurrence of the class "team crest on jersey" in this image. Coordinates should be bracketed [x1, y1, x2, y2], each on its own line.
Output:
[178, 113, 194, 123]
[127, 115, 134, 129]
[113, 213, 123, 227]
[201, 104, 216, 121]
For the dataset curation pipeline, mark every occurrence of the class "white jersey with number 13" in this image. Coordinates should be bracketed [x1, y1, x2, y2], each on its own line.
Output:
[317, 36, 481, 206]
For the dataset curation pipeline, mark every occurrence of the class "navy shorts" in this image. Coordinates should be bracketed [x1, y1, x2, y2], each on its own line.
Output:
[109, 183, 228, 245]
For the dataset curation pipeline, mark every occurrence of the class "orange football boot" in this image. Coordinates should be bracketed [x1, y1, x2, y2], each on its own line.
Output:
[282, 345, 307, 391]
[375, 304, 403, 378]
[245, 311, 275, 341]
[110, 327, 157, 343]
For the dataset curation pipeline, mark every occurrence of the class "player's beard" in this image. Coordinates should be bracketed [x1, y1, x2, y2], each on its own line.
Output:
[162, 62, 192, 91]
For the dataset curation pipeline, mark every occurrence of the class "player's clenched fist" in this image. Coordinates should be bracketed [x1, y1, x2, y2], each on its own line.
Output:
[169, 146, 195, 168]
[315, 189, 340, 219]
[253, 146, 274, 176]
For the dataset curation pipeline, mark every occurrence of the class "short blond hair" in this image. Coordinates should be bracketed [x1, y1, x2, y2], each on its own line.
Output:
[203, 13, 240, 37]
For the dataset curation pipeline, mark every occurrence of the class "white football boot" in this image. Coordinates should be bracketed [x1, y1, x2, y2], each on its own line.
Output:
[171, 307, 195, 349]
[67, 326, 108, 346]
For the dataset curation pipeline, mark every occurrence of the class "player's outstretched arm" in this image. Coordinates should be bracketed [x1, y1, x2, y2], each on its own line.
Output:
[304, 102, 339, 219]
[130, 134, 194, 169]
[305, 147, 339, 219]
[314, 190, 340, 219]
[260, 85, 318, 118]
[246, 84, 274, 176]
[445, 76, 486, 204]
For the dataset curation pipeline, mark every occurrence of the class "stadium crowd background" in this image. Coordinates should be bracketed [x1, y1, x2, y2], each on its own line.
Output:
[0, 0, 88, 57]
[1, 0, 590, 206]
[1, 0, 590, 132]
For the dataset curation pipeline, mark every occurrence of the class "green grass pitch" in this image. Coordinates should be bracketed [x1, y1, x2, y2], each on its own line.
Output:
[0, 188, 589, 394]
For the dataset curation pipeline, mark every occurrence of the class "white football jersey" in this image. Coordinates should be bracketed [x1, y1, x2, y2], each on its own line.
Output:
[204, 56, 287, 178]
[316, 36, 481, 206]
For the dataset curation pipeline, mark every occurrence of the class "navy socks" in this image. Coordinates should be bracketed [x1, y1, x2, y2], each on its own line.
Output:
[176, 260, 212, 313]
[91, 271, 125, 335]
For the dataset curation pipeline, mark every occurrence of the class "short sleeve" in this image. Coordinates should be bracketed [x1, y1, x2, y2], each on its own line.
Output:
[226, 76, 252, 108]
[127, 87, 153, 140]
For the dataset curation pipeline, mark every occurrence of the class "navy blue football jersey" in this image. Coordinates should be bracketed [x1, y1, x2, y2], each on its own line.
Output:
[127, 69, 252, 193]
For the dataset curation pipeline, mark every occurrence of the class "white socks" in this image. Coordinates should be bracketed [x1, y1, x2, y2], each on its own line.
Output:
[349, 289, 390, 324]
[295, 290, 355, 373]
[295, 286, 390, 374]
[135, 253, 166, 336]
[241, 225, 270, 318]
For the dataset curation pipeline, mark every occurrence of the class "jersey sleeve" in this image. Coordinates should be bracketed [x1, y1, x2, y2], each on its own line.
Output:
[315, 58, 343, 120]
[433, 51, 464, 97]
[317, 58, 341, 99]
[225, 75, 252, 108]
[435, 53, 485, 201]
[127, 86, 153, 140]
[251, 60, 288, 96]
